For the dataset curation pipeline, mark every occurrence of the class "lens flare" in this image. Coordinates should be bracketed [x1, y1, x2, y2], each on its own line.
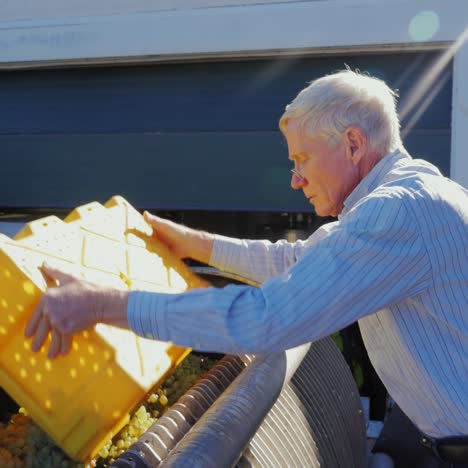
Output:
[409, 11, 440, 41]
[400, 27, 468, 130]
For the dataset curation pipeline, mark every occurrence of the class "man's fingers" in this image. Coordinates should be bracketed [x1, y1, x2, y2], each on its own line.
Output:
[49, 328, 72, 359]
[144, 211, 179, 243]
[144, 212, 172, 242]
[143, 211, 153, 221]
[32, 314, 51, 353]
[48, 328, 62, 359]
[144, 211, 172, 229]
[25, 298, 44, 338]
[40, 262, 76, 286]
[143, 211, 159, 227]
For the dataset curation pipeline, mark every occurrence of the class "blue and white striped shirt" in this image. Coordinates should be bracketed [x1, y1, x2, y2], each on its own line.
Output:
[128, 150, 468, 437]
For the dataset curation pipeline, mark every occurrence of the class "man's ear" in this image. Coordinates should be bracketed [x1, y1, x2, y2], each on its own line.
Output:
[344, 127, 367, 165]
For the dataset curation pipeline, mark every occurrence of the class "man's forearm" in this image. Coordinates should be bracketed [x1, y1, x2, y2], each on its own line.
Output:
[186, 229, 215, 264]
[100, 289, 131, 327]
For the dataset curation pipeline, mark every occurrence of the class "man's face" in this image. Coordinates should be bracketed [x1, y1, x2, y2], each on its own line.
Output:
[284, 122, 361, 217]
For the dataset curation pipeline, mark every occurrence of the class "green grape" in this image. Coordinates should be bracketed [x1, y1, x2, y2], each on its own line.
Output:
[147, 393, 158, 404]
[0, 410, 88, 468]
[2, 353, 219, 468]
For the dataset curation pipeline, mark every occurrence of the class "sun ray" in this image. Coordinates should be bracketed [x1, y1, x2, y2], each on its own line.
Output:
[400, 27, 468, 123]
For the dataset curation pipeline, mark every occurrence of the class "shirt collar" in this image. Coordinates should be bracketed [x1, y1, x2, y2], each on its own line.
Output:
[339, 149, 410, 218]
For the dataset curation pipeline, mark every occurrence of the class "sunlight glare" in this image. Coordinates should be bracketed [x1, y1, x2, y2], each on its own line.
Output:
[409, 11, 440, 42]
[400, 27, 468, 128]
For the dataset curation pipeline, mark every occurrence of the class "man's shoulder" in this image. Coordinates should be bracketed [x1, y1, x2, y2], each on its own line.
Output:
[368, 156, 463, 206]
[356, 159, 468, 240]
[341, 154, 467, 230]
[341, 186, 412, 234]
[346, 163, 442, 220]
[381, 157, 441, 189]
[381, 159, 466, 207]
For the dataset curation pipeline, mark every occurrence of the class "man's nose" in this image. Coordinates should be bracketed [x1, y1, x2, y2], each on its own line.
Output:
[291, 170, 307, 190]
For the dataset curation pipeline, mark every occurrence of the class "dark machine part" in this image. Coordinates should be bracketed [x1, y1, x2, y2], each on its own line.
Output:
[111, 355, 246, 467]
[248, 336, 367, 468]
[112, 337, 366, 468]
[158, 352, 288, 468]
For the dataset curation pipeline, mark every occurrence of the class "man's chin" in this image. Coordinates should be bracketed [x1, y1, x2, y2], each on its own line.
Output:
[314, 204, 337, 218]
[314, 204, 328, 217]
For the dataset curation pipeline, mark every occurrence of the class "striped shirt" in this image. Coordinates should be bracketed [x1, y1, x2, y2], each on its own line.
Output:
[128, 150, 468, 437]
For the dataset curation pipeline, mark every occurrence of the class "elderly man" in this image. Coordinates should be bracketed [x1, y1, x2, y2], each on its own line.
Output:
[26, 70, 468, 466]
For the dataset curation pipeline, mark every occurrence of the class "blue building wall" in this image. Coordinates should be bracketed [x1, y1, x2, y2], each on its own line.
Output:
[0, 51, 452, 211]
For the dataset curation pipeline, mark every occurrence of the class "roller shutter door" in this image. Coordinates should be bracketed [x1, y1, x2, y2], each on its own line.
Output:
[0, 51, 452, 211]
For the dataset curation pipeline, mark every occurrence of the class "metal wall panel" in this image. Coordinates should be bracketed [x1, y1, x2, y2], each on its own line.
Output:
[0, 52, 452, 211]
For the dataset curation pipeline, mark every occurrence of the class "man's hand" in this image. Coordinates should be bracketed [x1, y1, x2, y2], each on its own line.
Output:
[24, 263, 129, 359]
[144, 211, 214, 263]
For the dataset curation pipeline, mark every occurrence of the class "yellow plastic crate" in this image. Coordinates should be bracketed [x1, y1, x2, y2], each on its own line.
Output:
[0, 195, 207, 462]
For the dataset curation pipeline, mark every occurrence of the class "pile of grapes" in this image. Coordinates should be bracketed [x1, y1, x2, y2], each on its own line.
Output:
[0, 353, 218, 468]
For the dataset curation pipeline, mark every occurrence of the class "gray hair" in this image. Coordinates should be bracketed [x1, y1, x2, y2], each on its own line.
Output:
[279, 69, 403, 156]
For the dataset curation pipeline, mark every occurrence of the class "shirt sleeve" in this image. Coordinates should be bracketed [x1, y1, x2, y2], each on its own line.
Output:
[128, 192, 432, 354]
[208, 221, 339, 284]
